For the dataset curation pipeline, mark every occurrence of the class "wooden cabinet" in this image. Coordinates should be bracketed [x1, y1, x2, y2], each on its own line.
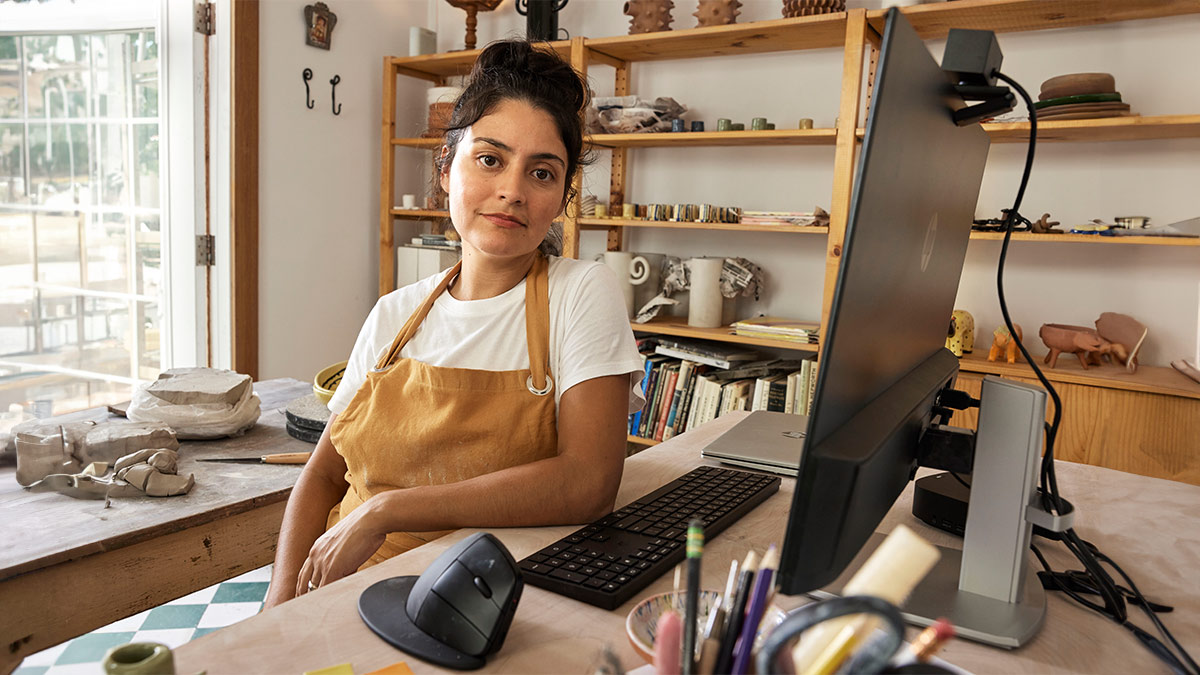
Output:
[379, 1, 1200, 482]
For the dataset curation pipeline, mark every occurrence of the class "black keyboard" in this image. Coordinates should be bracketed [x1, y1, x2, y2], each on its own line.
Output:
[517, 466, 781, 610]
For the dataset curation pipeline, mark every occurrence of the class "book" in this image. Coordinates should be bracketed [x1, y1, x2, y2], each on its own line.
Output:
[731, 316, 820, 340]
[629, 356, 655, 434]
[674, 364, 707, 437]
[766, 373, 789, 412]
[654, 364, 681, 441]
[638, 356, 672, 437]
[654, 338, 761, 370]
[663, 361, 695, 440]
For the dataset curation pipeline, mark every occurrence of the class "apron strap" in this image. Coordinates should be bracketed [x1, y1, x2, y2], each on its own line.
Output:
[525, 254, 552, 394]
[375, 260, 463, 371]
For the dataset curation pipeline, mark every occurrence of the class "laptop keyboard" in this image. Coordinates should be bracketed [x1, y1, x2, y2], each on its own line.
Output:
[517, 466, 781, 610]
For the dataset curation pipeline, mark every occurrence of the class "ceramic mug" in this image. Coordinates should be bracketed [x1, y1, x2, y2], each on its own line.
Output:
[103, 642, 174, 675]
[600, 251, 650, 317]
[687, 257, 726, 328]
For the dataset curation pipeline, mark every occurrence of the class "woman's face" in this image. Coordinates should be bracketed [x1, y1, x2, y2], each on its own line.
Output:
[441, 98, 568, 263]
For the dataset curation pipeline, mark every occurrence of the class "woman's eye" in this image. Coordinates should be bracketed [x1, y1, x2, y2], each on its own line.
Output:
[479, 155, 499, 167]
[533, 168, 554, 181]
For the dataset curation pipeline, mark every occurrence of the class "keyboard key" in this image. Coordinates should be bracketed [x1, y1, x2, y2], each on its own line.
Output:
[550, 569, 589, 584]
[519, 561, 550, 575]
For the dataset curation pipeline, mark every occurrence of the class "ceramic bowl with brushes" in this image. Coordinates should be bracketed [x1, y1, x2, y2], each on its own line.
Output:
[625, 590, 786, 663]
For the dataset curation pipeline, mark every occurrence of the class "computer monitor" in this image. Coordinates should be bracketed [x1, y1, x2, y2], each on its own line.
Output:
[775, 9, 1053, 648]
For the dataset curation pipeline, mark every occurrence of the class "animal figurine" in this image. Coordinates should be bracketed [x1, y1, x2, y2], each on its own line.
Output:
[987, 323, 1023, 364]
[1030, 213, 1062, 234]
[945, 309, 975, 358]
[1038, 323, 1113, 369]
[1094, 312, 1147, 374]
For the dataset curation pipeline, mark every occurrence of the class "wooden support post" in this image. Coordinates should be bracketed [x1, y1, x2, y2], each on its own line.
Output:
[379, 58, 397, 296]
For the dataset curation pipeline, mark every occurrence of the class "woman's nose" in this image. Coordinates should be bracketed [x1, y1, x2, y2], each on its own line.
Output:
[496, 168, 525, 204]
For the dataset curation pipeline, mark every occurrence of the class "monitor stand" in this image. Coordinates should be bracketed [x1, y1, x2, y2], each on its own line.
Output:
[814, 376, 1073, 648]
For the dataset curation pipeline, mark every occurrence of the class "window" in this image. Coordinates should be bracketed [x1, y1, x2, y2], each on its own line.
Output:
[0, 2, 183, 419]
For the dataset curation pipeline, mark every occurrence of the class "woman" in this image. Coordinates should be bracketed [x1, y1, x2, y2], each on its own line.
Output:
[264, 40, 645, 608]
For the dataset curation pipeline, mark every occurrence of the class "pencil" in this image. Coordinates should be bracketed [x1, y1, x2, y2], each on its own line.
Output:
[713, 550, 758, 675]
[697, 559, 739, 675]
[730, 544, 778, 675]
[682, 519, 705, 675]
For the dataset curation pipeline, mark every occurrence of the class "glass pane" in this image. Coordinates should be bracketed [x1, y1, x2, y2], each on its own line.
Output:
[24, 35, 89, 119]
[131, 31, 157, 119]
[0, 284, 35, 359]
[36, 289, 78, 351]
[34, 210, 82, 287]
[134, 213, 160, 297]
[86, 212, 128, 294]
[0, 208, 33, 289]
[0, 123, 26, 204]
[28, 122, 89, 207]
[0, 36, 19, 119]
[94, 123, 129, 207]
[92, 33, 129, 119]
[133, 123, 158, 208]
[136, 299, 161, 380]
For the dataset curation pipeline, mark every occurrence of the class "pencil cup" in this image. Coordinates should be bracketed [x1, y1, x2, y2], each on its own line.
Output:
[625, 590, 786, 665]
[103, 642, 174, 674]
[687, 257, 726, 328]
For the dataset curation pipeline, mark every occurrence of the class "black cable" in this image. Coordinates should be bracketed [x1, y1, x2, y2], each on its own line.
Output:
[993, 70, 1197, 675]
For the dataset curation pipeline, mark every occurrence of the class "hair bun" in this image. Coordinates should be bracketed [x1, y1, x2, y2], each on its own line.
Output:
[470, 40, 587, 113]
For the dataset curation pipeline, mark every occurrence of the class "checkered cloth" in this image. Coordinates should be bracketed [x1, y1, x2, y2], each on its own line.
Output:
[17, 566, 272, 675]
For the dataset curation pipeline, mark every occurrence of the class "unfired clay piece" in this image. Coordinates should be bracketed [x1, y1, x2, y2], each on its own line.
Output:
[1094, 312, 1147, 374]
[127, 367, 261, 439]
[13, 420, 177, 486]
[25, 448, 194, 500]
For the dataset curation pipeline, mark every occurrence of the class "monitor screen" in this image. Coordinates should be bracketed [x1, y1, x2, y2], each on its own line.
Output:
[777, 8, 991, 595]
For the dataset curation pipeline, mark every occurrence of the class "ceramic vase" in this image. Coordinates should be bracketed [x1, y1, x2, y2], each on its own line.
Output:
[602, 251, 650, 317]
[687, 257, 725, 328]
[630, 252, 666, 316]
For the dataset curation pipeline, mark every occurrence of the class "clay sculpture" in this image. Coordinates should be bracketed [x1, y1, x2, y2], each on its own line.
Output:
[694, 0, 740, 26]
[945, 309, 975, 358]
[127, 367, 261, 439]
[987, 323, 1023, 363]
[1031, 213, 1063, 234]
[624, 0, 673, 34]
[1039, 323, 1112, 369]
[1094, 312, 1147, 374]
[25, 448, 194, 500]
[14, 419, 178, 487]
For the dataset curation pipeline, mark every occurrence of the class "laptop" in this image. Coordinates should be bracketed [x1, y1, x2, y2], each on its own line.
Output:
[700, 411, 808, 477]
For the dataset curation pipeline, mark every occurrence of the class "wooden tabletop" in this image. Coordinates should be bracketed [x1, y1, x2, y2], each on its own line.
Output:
[175, 411, 1200, 674]
[0, 378, 314, 671]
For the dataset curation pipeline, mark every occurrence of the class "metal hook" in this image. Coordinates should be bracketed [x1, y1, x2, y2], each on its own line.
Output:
[329, 74, 341, 115]
[302, 68, 314, 109]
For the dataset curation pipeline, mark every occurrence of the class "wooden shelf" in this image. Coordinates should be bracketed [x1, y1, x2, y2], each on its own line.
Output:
[585, 14, 849, 63]
[983, 114, 1200, 143]
[391, 138, 443, 149]
[956, 351, 1200, 400]
[580, 218, 829, 234]
[969, 231, 1200, 246]
[386, 42, 573, 80]
[869, 0, 1200, 40]
[627, 435, 659, 447]
[631, 316, 820, 353]
[587, 129, 838, 148]
[389, 209, 447, 219]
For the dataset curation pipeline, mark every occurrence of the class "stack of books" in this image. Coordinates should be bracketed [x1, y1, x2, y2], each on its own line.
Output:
[731, 316, 820, 345]
[629, 339, 820, 443]
[738, 210, 830, 227]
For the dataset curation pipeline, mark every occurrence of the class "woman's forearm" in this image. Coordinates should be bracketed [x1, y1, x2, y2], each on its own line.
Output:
[263, 423, 349, 608]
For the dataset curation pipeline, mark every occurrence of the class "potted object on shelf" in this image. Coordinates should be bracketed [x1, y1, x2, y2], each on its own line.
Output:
[987, 324, 1023, 364]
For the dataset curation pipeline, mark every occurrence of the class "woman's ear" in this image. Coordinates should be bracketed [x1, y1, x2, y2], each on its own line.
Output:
[438, 145, 451, 194]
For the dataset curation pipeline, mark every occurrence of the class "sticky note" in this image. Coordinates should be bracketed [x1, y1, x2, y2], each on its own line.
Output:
[364, 663, 415, 675]
[304, 663, 354, 675]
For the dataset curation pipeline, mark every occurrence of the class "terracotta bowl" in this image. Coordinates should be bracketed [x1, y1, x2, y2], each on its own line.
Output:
[625, 590, 786, 664]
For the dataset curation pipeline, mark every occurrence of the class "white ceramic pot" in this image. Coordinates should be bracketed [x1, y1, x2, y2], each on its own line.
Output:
[601, 251, 650, 318]
[687, 257, 725, 328]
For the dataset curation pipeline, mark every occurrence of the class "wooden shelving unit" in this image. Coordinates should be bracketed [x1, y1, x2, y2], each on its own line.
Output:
[956, 352, 1200, 400]
[379, 0, 1200, 480]
[631, 316, 820, 353]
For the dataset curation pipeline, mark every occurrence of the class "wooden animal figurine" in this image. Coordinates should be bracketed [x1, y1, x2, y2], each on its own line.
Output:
[945, 309, 975, 358]
[624, 0, 674, 34]
[987, 323, 1023, 363]
[694, 0, 741, 27]
[1038, 323, 1112, 369]
[1030, 213, 1062, 234]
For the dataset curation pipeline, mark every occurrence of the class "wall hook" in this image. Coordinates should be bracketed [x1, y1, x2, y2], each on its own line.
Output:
[330, 74, 342, 115]
[303, 68, 314, 109]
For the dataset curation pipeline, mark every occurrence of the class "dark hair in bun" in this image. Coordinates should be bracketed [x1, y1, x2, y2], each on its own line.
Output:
[436, 40, 593, 209]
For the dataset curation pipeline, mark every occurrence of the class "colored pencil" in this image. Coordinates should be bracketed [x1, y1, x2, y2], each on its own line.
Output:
[682, 519, 705, 675]
[730, 544, 778, 675]
[713, 551, 758, 675]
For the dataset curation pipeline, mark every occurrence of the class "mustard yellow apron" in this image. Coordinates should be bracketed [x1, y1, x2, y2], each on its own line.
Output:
[328, 254, 558, 566]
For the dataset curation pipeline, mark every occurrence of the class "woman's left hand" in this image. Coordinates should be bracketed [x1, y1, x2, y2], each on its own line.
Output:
[296, 499, 387, 595]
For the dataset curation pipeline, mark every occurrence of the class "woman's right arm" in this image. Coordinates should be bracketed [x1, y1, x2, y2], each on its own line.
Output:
[262, 413, 349, 609]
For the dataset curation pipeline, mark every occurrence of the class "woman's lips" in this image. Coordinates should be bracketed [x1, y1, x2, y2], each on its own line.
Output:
[483, 213, 524, 229]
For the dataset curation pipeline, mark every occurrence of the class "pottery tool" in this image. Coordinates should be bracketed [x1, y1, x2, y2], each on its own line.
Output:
[713, 550, 758, 675]
[682, 518, 705, 675]
[198, 451, 312, 465]
[730, 544, 778, 675]
[791, 525, 940, 675]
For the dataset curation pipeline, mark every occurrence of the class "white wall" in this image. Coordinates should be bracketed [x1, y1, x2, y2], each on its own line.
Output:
[257, 0, 1200, 379]
[257, 0, 428, 380]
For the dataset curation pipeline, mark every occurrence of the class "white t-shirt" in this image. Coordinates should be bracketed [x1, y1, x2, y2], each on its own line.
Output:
[328, 256, 646, 417]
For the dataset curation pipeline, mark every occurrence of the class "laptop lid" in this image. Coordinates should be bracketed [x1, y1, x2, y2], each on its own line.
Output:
[700, 411, 809, 477]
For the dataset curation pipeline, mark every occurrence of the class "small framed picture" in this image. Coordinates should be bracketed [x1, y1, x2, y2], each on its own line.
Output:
[304, 2, 337, 50]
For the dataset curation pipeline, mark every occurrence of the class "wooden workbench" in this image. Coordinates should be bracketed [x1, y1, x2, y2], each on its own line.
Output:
[0, 378, 312, 671]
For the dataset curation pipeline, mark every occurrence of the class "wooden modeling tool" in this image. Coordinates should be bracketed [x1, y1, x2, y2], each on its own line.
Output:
[197, 451, 312, 465]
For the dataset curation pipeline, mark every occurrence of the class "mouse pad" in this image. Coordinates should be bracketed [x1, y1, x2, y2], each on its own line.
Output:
[359, 576, 486, 671]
